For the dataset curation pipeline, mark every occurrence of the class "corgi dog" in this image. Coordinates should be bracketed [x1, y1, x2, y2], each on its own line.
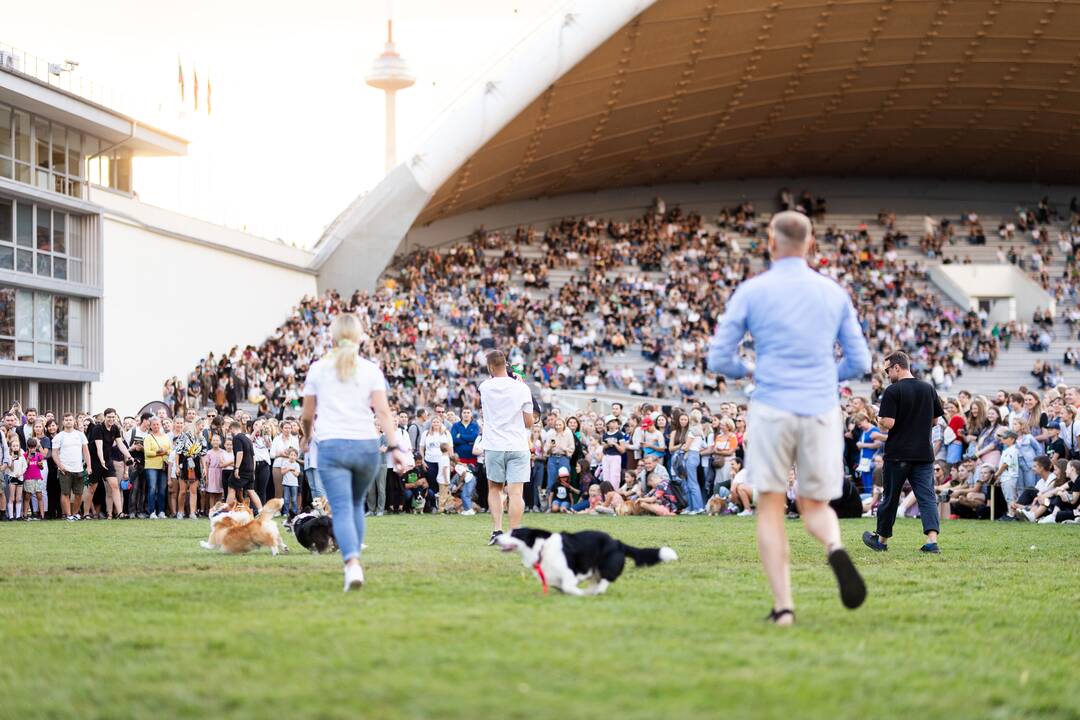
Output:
[706, 495, 728, 516]
[200, 498, 288, 555]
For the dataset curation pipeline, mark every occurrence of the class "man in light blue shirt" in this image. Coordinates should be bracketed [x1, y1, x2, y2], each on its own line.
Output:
[707, 211, 870, 625]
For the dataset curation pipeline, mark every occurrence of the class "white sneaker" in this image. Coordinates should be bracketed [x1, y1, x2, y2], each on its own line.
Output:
[460, 509, 476, 516]
[176, 512, 184, 520]
[343, 564, 365, 592]
[1021, 508, 1036, 523]
[1038, 514, 1058, 524]
[738, 509, 755, 517]
[150, 512, 159, 520]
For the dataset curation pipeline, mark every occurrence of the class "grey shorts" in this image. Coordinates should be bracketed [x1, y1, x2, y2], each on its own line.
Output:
[484, 450, 530, 485]
[744, 402, 844, 502]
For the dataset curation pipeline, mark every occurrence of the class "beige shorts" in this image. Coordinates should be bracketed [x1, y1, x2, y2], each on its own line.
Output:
[744, 402, 843, 501]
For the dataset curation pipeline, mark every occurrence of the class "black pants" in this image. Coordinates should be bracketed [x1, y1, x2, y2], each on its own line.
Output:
[385, 469, 403, 513]
[255, 462, 271, 504]
[877, 459, 940, 539]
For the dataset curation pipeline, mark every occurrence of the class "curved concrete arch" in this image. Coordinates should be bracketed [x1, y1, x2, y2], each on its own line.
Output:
[316, 0, 1080, 292]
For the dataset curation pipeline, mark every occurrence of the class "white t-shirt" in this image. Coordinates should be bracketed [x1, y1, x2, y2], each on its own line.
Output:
[479, 376, 533, 452]
[421, 430, 451, 464]
[302, 355, 386, 441]
[386, 428, 411, 469]
[271, 434, 300, 468]
[53, 429, 88, 471]
[437, 454, 451, 484]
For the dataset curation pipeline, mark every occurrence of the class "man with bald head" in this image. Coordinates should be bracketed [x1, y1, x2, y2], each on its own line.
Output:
[708, 210, 871, 625]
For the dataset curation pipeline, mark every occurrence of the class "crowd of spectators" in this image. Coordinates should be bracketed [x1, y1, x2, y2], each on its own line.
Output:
[164, 192, 1080, 415]
[6, 381, 1080, 528]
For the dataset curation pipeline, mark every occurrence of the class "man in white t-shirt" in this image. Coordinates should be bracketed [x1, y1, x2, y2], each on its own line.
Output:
[52, 412, 92, 521]
[479, 350, 535, 545]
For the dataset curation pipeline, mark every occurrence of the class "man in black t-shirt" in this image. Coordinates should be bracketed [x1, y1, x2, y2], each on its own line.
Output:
[863, 352, 945, 554]
[86, 409, 134, 520]
[227, 420, 263, 510]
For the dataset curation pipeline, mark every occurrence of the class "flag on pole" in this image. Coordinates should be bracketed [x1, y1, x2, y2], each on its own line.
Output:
[177, 56, 185, 103]
[193, 67, 199, 112]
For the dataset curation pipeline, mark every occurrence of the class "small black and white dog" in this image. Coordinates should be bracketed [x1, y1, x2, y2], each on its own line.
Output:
[495, 527, 677, 595]
[290, 511, 336, 554]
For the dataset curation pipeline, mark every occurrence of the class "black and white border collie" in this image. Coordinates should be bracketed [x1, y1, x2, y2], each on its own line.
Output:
[495, 528, 677, 595]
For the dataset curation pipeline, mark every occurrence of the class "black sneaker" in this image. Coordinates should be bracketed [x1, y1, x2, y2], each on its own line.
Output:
[827, 548, 867, 610]
[487, 530, 503, 546]
[862, 531, 888, 552]
[920, 542, 941, 554]
[995, 514, 1017, 522]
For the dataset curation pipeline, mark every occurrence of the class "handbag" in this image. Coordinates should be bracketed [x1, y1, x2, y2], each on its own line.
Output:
[943, 426, 957, 445]
[856, 456, 872, 473]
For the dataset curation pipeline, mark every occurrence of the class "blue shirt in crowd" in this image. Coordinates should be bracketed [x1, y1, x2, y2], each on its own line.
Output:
[707, 257, 871, 416]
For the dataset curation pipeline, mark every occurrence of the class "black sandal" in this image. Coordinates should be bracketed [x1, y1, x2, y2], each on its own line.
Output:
[766, 608, 795, 624]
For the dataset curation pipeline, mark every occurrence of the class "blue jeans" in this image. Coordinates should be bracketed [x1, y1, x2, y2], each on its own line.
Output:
[283, 485, 299, 516]
[683, 451, 705, 511]
[145, 468, 166, 515]
[318, 439, 382, 563]
[305, 468, 326, 498]
[877, 459, 939, 539]
[461, 477, 476, 511]
[546, 456, 571, 492]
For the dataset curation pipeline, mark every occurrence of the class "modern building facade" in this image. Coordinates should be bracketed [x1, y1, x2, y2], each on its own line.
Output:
[0, 56, 316, 415]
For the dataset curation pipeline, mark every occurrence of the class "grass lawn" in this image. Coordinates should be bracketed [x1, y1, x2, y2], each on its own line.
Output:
[0, 514, 1076, 720]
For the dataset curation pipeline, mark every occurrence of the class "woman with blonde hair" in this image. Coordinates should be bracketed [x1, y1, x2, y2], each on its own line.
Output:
[301, 313, 410, 592]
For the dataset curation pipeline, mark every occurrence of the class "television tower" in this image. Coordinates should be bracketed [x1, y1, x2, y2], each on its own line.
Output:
[366, 10, 415, 174]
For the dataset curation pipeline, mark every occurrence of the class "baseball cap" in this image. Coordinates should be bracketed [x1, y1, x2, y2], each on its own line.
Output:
[1046, 420, 1062, 431]
[558, 467, 570, 476]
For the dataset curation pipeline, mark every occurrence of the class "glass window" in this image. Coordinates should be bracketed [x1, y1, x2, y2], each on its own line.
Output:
[34, 118, 49, 169]
[15, 203, 31, 247]
[0, 158, 10, 180]
[51, 125, 66, 176]
[69, 296, 82, 345]
[36, 253, 51, 277]
[13, 111, 29, 163]
[16, 250, 32, 274]
[36, 208, 50, 252]
[15, 289, 31, 340]
[84, 136, 99, 184]
[0, 247, 12, 271]
[0, 340, 12, 361]
[14, 163, 30, 184]
[34, 292, 51, 342]
[16, 340, 32, 362]
[53, 296, 68, 342]
[0, 199, 10, 243]
[54, 343, 67, 365]
[69, 345, 83, 367]
[53, 212, 65, 254]
[0, 287, 13, 337]
[53, 256, 66, 280]
[0, 104, 11, 157]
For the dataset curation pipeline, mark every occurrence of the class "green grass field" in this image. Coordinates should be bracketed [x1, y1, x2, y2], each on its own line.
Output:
[0, 515, 1076, 720]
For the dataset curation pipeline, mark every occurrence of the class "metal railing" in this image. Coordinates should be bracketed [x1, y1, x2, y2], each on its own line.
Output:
[0, 41, 181, 134]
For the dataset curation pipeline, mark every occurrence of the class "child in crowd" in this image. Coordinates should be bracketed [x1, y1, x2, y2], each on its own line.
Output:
[600, 418, 628, 486]
[994, 429, 1021, 511]
[436, 443, 452, 513]
[549, 466, 575, 512]
[281, 448, 302, 520]
[5, 438, 27, 521]
[220, 437, 236, 491]
[450, 462, 477, 516]
[202, 433, 226, 508]
[576, 484, 605, 514]
[637, 470, 677, 516]
[23, 437, 46, 521]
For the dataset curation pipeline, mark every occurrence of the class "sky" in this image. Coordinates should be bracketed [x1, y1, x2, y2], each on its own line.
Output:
[4, 0, 555, 246]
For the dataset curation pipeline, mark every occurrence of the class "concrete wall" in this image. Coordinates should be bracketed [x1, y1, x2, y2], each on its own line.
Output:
[928, 264, 1053, 324]
[90, 189, 317, 415]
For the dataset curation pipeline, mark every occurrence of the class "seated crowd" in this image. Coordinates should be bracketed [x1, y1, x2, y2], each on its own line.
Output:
[163, 192, 1080, 418]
